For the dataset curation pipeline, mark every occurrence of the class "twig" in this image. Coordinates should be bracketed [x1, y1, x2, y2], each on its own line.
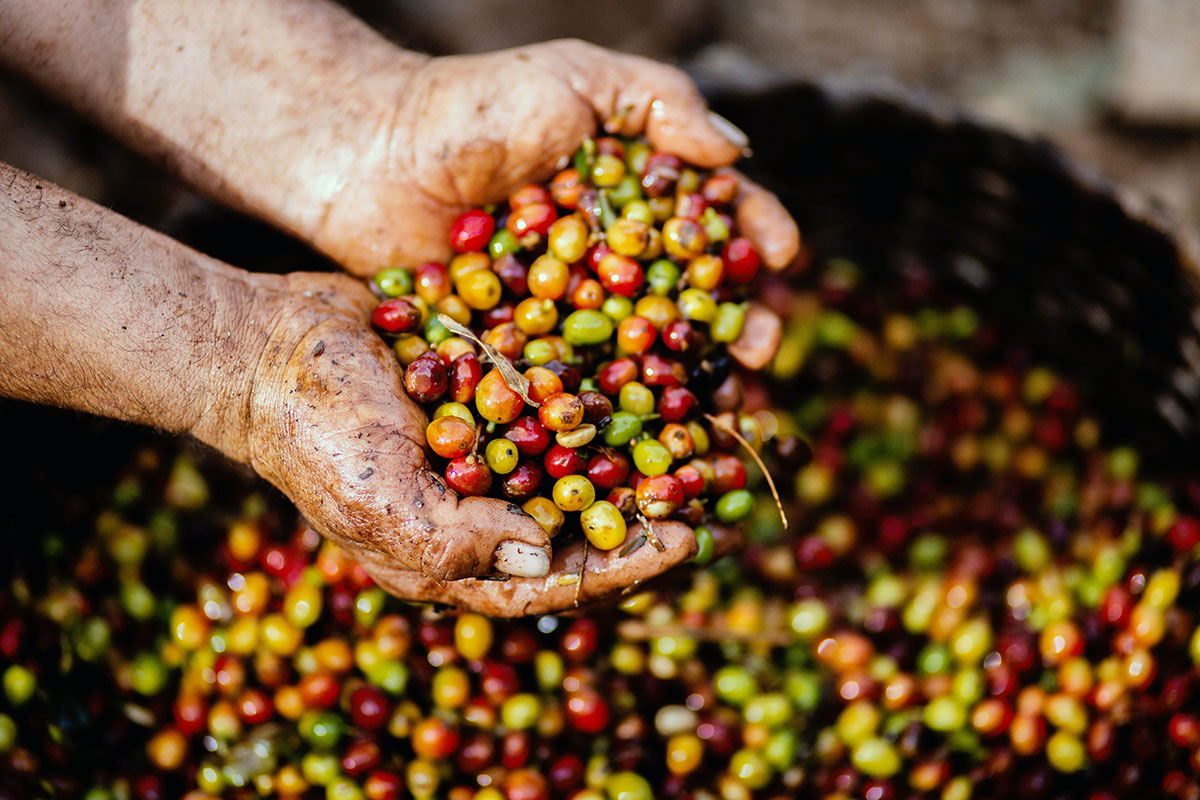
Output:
[704, 413, 789, 530]
[574, 539, 589, 608]
[637, 513, 666, 552]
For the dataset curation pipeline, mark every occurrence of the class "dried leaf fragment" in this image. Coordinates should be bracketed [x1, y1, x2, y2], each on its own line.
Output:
[438, 314, 539, 407]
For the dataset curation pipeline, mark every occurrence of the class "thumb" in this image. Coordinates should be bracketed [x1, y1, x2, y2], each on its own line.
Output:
[404, 488, 553, 581]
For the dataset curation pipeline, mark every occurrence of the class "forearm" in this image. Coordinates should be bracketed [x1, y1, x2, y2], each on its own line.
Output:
[0, 161, 278, 457]
[0, 0, 425, 243]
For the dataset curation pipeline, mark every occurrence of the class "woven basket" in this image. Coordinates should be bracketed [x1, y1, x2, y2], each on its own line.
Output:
[715, 82, 1200, 462]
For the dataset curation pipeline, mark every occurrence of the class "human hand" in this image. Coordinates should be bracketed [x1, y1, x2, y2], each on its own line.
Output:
[309, 39, 800, 277]
[236, 272, 745, 615]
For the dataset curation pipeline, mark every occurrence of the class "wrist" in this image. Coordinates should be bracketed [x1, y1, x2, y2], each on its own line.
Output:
[193, 271, 381, 477]
[265, 46, 431, 248]
[187, 272, 288, 464]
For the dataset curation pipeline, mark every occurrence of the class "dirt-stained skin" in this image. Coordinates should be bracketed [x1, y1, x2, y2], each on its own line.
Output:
[339, 519, 744, 618]
[245, 273, 553, 582]
[0, 0, 802, 615]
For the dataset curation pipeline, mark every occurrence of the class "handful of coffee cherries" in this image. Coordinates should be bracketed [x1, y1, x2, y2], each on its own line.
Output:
[369, 137, 779, 560]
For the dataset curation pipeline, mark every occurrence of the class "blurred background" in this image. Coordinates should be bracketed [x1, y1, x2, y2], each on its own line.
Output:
[2, 0, 1199, 252]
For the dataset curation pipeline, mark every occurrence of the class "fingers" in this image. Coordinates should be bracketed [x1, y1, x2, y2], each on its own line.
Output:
[566, 47, 800, 268]
[414, 492, 552, 580]
[632, 63, 746, 169]
[558, 41, 743, 169]
[729, 302, 782, 371]
[721, 169, 800, 271]
[360, 519, 701, 618]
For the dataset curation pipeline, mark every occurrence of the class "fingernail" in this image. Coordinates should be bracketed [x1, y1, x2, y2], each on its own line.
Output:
[707, 111, 749, 150]
[495, 540, 550, 578]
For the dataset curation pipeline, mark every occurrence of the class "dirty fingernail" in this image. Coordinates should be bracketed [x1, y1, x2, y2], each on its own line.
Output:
[495, 540, 550, 577]
[707, 111, 749, 150]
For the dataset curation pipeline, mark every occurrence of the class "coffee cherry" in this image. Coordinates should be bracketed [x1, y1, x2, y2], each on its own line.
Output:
[544, 444, 585, 480]
[449, 352, 483, 403]
[456, 269, 502, 310]
[527, 256, 570, 300]
[549, 168, 583, 208]
[513, 298, 559, 337]
[500, 462, 544, 502]
[675, 464, 706, 499]
[632, 440, 673, 477]
[570, 278, 606, 310]
[412, 718, 460, 761]
[641, 353, 686, 387]
[538, 393, 584, 432]
[485, 438, 519, 475]
[519, 368, 559, 406]
[677, 287, 718, 323]
[548, 215, 590, 263]
[658, 424, 695, 460]
[597, 253, 644, 297]
[552, 475, 595, 512]
[426, 416, 476, 460]
[561, 309, 614, 346]
[578, 391, 614, 426]
[522, 497, 564, 538]
[603, 412, 642, 447]
[640, 152, 681, 197]
[372, 298, 423, 334]
[674, 192, 708, 221]
[606, 219, 651, 258]
[415, 262, 452, 304]
[445, 456, 492, 497]
[373, 267, 414, 298]
[401, 353, 446, 404]
[597, 358, 640, 395]
[662, 217, 707, 260]
[617, 315, 656, 355]
[509, 183, 552, 211]
[565, 688, 610, 733]
[475, 370, 525, 425]
[658, 386, 698, 423]
[504, 416, 552, 457]
[587, 451, 631, 491]
[662, 320, 696, 352]
[722, 238, 761, 284]
[507, 203, 557, 239]
[687, 254, 724, 291]
[635, 475, 684, 519]
[450, 209, 495, 253]
[493, 254, 529, 297]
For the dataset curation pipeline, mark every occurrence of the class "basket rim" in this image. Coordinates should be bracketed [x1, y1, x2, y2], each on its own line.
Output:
[716, 76, 1200, 289]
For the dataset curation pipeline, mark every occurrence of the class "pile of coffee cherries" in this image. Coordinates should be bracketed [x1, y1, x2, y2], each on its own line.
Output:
[369, 137, 771, 553]
[5, 253, 1200, 800]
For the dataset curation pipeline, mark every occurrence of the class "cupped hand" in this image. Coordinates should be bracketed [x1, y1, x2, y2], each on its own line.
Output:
[233, 41, 797, 615]
[241, 273, 747, 615]
[355, 519, 744, 618]
[310, 39, 800, 276]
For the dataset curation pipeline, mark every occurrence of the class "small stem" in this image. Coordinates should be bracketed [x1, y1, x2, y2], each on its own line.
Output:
[573, 539, 589, 608]
[704, 413, 789, 530]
